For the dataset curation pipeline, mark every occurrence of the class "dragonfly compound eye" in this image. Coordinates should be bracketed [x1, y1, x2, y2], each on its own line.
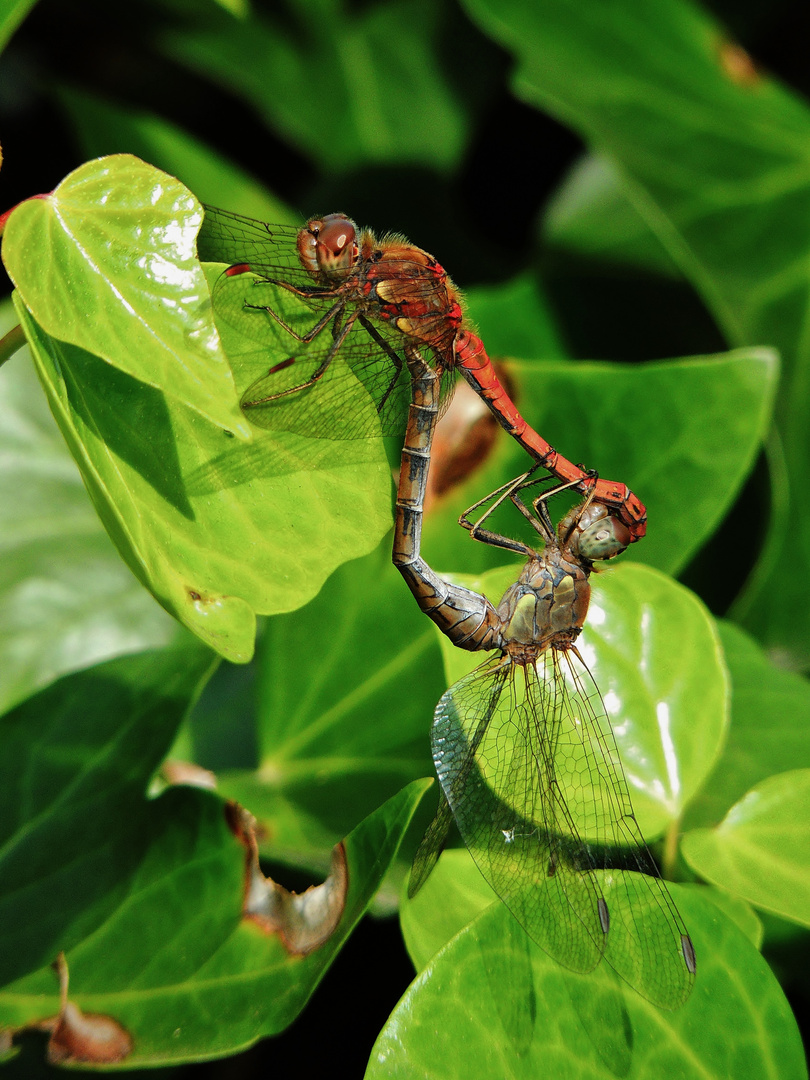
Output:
[577, 514, 631, 562]
[297, 215, 357, 277]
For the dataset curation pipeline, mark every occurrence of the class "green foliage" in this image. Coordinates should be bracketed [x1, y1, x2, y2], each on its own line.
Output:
[462, 0, 810, 660]
[1, 0, 810, 1075]
[391, 875, 804, 1079]
[5, 158, 392, 662]
[0, 644, 428, 1064]
[216, 538, 445, 876]
[161, 0, 471, 175]
[684, 770, 810, 926]
[0, 321, 177, 715]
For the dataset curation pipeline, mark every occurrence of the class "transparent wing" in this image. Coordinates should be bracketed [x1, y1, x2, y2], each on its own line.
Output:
[433, 651, 695, 1009]
[408, 790, 455, 898]
[204, 216, 456, 442]
[199, 207, 314, 288]
[212, 266, 415, 441]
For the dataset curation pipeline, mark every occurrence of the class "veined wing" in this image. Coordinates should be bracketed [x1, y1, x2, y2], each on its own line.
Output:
[199, 206, 313, 288]
[200, 206, 465, 329]
[433, 651, 695, 1009]
[212, 265, 412, 441]
[211, 262, 456, 442]
[409, 790, 456, 898]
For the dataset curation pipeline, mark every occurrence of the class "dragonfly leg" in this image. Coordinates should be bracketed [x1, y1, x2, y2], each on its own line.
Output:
[250, 275, 349, 302]
[244, 295, 345, 344]
[358, 314, 405, 416]
[241, 313, 359, 407]
[534, 473, 600, 548]
[460, 512, 537, 557]
[459, 471, 596, 554]
[462, 466, 549, 519]
[514, 471, 599, 546]
[457, 467, 550, 554]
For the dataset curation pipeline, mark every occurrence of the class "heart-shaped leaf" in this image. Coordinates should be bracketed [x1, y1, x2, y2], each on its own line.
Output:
[683, 770, 810, 926]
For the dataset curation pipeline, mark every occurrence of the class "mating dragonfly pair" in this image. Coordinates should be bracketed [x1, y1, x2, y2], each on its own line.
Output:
[199, 207, 695, 1009]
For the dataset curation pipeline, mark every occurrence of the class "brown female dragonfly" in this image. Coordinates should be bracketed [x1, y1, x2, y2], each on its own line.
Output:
[392, 345, 694, 1009]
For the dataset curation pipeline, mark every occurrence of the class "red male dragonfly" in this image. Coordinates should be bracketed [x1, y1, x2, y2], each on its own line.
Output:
[198, 208, 646, 541]
[392, 345, 694, 1010]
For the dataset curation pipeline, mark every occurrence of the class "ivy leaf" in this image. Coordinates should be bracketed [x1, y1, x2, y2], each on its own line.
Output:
[685, 622, 810, 830]
[683, 770, 810, 927]
[15, 287, 391, 662]
[0, 644, 429, 1063]
[0, 304, 176, 713]
[2, 154, 242, 433]
[163, 0, 471, 175]
[374, 887, 804, 1079]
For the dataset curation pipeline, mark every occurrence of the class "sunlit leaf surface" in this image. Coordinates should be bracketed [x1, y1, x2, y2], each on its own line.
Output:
[683, 770, 810, 927]
[377, 885, 804, 1079]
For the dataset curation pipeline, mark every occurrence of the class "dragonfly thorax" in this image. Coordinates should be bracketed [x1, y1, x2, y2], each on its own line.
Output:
[498, 552, 590, 659]
[369, 243, 463, 353]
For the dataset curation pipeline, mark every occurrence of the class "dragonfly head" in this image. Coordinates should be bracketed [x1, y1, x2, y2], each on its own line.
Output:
[562, 502, 631, 564]
[298, 214, 358, 279]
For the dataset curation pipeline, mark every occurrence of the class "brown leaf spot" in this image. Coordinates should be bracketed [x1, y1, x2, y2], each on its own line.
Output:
[186, 585, 227, 609]
[161, 759, 217, 790]
[11, 954, 134, 1065]
[227, 802, 348, 955]
[717, 39, 761, 86]
[48, 1002, 133, 1065]
[224, 799, 256, 845]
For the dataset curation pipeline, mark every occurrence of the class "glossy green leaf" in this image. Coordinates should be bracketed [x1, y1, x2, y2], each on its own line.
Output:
[461, 0, 810, 350]
[1, 779, 429, 1065]
[16, 288, 392, 662]
[0, 643, 218, 989]
[0, 643, 430, 1063]
[163, 0, 470, 175]
[402, 848, 495, 972]
[374, 887, 803, 1080]
[685, 622, 810, 830]
[437, 561, 727, 836]
[2, 155, 243, 433]
[212, 538, 443, 871]
[545, 154, 683, 278]
[0, 305, 177, 714]
[461, 0, 810, 661]
[58, 87, 297, 225]
[702, 889, 764, 951]
[683, 770, 810, 927]
[423, 348, 777, 577]
[0, 0, 36, 52]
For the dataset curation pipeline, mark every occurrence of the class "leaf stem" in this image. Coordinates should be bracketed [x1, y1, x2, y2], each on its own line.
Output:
[661, 817, 680, 880]
[0, 323, 26, 370]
